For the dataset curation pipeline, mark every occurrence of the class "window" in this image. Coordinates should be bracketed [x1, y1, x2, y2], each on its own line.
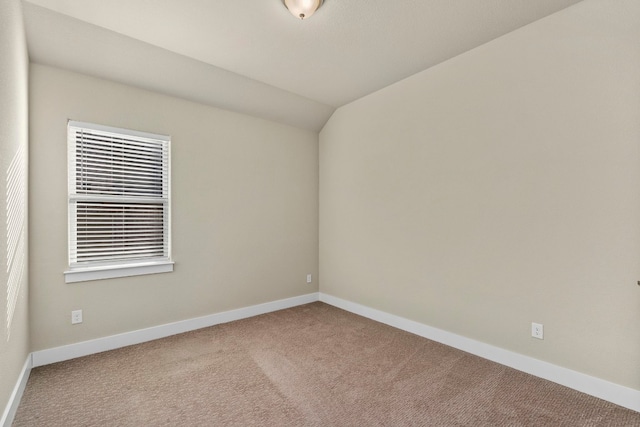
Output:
[65, 121, 173, 283]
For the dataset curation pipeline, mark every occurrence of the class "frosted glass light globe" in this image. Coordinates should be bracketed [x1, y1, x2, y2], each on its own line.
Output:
[283, 0, 324, 20]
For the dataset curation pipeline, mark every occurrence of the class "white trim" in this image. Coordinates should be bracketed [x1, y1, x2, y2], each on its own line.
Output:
[64, 260, 174, 283]
[1, 355, 32, 427]
[32, 292, 319, 367]
[68, 120, 170, 142]
[319, 292, 640, 413]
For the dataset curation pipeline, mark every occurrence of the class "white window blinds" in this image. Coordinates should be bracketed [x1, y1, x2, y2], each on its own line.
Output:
[68, 121, 171, 269]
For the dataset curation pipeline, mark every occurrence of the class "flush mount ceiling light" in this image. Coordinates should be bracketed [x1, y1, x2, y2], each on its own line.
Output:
[282, 0, 323, 20]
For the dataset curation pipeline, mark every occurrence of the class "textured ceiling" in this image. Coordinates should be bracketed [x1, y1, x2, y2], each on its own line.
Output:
[22, 0, 583, 131]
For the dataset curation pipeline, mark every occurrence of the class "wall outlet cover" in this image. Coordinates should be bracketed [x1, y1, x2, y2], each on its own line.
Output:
[71, 309, 83, 324]
[531, 322, 543, 339]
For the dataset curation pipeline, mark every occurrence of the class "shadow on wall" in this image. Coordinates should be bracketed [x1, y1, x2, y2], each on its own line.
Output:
[5, 144, 26, 341]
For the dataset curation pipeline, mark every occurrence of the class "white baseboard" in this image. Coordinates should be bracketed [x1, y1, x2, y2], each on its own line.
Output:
[32, 292, 319, 367]
[22, 291, 640, 414]
[319, 292, 640, 413]
[1, 355, 32, 427]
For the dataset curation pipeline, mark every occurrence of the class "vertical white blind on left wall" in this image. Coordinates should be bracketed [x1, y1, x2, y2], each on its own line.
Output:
[67, 121, 171, 267]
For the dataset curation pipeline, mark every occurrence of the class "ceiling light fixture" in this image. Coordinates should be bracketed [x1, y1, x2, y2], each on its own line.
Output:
[282, 0, 323, 20]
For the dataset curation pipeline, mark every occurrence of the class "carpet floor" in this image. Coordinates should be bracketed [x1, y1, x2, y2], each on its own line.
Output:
[13, 302, 640, 426]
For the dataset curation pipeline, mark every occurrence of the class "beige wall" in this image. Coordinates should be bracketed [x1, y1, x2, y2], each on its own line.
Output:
[29, 64, 318, 351]
[320, 0, 640, 389]
[0, 0, 30, 416]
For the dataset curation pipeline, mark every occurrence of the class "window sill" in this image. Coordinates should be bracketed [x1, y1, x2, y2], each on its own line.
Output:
[64, 261, 174, 283]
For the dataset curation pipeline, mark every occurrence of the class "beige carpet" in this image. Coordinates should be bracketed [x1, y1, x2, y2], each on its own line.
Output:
[13, 302, 640, 426]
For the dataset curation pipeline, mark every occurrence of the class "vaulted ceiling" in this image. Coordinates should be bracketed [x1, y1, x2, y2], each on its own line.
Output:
[22, 0, 583, 131]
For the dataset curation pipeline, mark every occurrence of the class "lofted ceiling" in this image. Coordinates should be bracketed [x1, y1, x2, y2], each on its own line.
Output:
[22, 0, 583, 131]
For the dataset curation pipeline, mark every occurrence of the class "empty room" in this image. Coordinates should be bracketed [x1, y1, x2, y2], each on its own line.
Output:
[2, 0, 640, 425]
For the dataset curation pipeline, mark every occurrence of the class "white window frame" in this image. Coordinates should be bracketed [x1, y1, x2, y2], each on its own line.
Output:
[64, 121, 173, 283]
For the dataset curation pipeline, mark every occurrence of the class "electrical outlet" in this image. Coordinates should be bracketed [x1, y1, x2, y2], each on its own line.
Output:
[71, 310, 83, 325]
[531, 322, 543, 340]
[306, 274, 312, 284]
